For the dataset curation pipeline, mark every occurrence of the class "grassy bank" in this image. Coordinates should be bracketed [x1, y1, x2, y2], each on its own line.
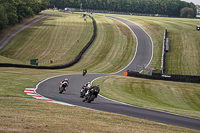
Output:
[0, 10, 93, 65]
[94, 75, 200, 119]
[72, 15, 136, 73]
[108, 14, 200, 75]
[1, 97, 198, 133]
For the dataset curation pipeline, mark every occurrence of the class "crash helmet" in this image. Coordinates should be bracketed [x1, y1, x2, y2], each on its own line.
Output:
[87, 82, 91, 88]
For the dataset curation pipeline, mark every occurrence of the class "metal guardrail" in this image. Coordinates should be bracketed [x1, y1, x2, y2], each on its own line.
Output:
[161, 29, 168, 74]
[127, 71, 200, 84]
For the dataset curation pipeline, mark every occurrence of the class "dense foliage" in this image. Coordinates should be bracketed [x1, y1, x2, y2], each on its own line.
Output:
[0, 0, 197, 31]
[48, 0, 196, 17]
[0, 0, 49, 31]
[180, 7, 195, 18]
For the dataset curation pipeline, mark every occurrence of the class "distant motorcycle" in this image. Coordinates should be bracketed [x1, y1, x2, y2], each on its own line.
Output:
[83, 85, 100, 103]
[59, 81, 68, 94]
[83, 69, 87, 76]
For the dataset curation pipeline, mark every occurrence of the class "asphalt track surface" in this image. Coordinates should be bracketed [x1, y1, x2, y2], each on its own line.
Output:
[35, 16, 200, 131]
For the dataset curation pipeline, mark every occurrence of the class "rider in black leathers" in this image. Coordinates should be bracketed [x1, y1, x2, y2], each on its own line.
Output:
[83, 69, 87, 76]
[85, 84, 100, 98]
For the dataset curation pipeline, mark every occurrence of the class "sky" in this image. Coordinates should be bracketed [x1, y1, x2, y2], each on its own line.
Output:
[181, 0, 200, 5]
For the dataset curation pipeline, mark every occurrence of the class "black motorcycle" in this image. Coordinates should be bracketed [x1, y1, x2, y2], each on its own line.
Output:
[59, 81, 68, 94]
[83, 69, 87, 76]
[83, 86, 100, 103]
[80, 85, 87, 98]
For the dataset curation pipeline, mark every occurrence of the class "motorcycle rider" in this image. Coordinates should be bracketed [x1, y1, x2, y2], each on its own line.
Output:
[60, 78, 69, 90]
[85, 84, 99, 97]
[83, 69, 87, 76]
[85, 82, 91, 89]
[91, 85, 100, 98]
[81, 82, 91, 96]
[83, 84, 100, 102]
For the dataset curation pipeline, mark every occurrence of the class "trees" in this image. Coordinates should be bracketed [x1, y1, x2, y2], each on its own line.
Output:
[165, 0, 180, 17]
[0, 5, 8, 31]
[17, 6, 34, 21]
[41, 0, 50, 10]
[47, 0, 197, 18]
[0, 0, 50, 30]
[180, 7, 195, 18]
[0, 0, 18, 25]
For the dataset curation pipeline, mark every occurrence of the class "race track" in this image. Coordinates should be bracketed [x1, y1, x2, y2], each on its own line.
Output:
[35, 16, 200, 130]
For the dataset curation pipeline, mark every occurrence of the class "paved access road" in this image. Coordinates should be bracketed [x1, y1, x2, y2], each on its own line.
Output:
[36, 16, 200, 131]
[0, 13, 50, 51]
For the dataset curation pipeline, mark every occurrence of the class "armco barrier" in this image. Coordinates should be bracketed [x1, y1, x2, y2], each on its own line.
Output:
[161, 29, 167, 74]
[127, 71, 200, 84]
[0, 15, 97, 69]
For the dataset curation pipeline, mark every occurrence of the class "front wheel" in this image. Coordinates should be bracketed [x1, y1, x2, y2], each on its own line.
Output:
[83, 72, 86, 76]
[59, 87, 64, 93]
[87, 95, 95, 103]
[80, 89, 86, 98]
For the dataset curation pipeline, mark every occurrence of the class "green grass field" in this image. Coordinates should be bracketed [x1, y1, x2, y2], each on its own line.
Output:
[94, 75, 200, 119]
[108, 14, 200, 75]
[0, 10, 93, 66]
[1, 97, 198, 133]
[0, 11, 200, 132]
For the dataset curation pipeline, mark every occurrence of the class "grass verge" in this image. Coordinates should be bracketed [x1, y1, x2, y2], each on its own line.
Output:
[106, 14, 200, 75]
[0, 97, 199, 133]
[94, 75, 200, 119]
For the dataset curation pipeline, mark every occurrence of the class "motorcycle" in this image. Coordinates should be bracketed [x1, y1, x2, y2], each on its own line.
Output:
[59, 81, 68, 94]
[83, 86, 100, 103]
[83, 69, 87, 76]
[80, 83, 91, 98]
[80, 85, 87, 98]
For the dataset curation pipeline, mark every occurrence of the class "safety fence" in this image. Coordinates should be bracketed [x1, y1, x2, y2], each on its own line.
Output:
[127, 71, 200, 84]
[0, 15, 97, 69]
[161, 29, 168, 74]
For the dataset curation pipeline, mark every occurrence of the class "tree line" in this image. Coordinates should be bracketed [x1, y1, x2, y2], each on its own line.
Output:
[0, 0, 49, 31]
[49, 0, 196, 17]
[0, 0, 197, 31]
